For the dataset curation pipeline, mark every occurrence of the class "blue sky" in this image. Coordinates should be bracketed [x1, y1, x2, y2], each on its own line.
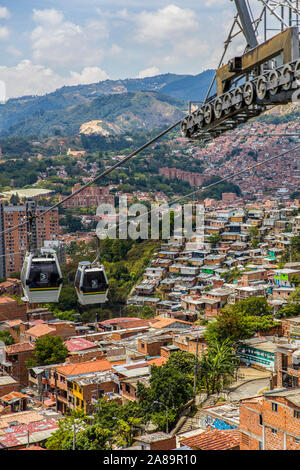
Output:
[0, 0, 263, 99]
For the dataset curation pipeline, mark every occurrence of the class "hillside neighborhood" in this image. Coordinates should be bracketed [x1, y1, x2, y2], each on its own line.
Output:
[0, 193, 299, 450]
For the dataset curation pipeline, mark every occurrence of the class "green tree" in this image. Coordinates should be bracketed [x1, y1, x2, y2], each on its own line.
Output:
[208, 234, 221, 248]
[29, 335, 69, 366]
[232, 296, 272, 317]
[136, 351, 195, 422]
[45, 411, 114, 450]
[199, 339, 238, 395]
[114, 417, 142, 448]
[205, 303, 277, 345]
[0, 330, 14, 345]
[45, 411, 87, 450]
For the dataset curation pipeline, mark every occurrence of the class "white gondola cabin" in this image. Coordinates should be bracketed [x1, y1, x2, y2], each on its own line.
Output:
[21, 249, 63, 303]
[75, 261, 108, 305]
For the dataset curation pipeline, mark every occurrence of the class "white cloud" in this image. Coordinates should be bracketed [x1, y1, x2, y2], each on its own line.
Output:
[109, 44, 123, 56]
[30, 8, 108, 68]
[69, 66, 109, 84]
[204, 0, 228, 7]
[0, 25, 10, 40]
[137, 66, 160, 78]
[32, 8, 64, 25]
[0, 6, 10, 19]
[135, 5, 198, 44]
[6, 45, 22, 58]
[0, 60, 109, 100]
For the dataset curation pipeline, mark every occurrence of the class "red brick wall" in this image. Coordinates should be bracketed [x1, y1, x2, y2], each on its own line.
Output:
[7, 350, 35, 386]
[150, 437, 177, 450]
[0, 382, 20, 396]
[66, 349, 105, 364]
[0, 299, 27, 322]
[240, 396, 300, 450]
[239, 400, 263, 450]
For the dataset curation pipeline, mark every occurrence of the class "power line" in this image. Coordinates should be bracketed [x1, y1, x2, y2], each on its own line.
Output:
[112, 143, 300, 232]
[0, 119, 182, 237]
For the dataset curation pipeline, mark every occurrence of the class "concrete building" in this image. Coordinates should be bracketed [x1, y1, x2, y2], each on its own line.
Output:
[0, 201, 59, 277]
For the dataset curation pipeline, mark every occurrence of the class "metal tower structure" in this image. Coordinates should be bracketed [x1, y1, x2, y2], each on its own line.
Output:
[181, 0, 300, 142]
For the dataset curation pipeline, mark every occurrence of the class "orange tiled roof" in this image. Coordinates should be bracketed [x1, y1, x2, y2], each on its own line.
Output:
[3, 319, 23, 327]
[0, 297, 16, 304]
[181, 429, 240, 450]
[6, 342, 34, 354]
[25, 324, 56, 338]
[152, 317, 192, 329]
[55, 358, 126, 377]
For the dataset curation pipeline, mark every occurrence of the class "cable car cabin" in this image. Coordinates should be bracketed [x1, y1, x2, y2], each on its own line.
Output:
[21, 250, 63, 303]
[75, 261, 108, 305]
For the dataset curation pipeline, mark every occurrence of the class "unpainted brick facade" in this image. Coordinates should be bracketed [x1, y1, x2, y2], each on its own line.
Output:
[240, 394, 300, 450]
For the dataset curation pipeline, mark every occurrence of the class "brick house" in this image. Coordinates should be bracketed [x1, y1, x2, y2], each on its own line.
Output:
[133, 432, 176, 450]
[0, 342, 35, 386]
[137, 335, 172, 357]
[0, 376, 20, 396]
[0, 297, 27, 322]
[240, 389, 300, 450]
[48, 358, 125, 414]
[24, 321, 77, 343]
[275, 343, 300, 388]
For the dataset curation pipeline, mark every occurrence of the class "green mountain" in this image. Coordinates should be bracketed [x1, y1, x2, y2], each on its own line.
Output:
[0, 70, 215, 137]
[3, 91, 186, 137]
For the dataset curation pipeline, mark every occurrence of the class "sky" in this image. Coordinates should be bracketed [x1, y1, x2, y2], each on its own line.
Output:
[0, 0, 267, 99]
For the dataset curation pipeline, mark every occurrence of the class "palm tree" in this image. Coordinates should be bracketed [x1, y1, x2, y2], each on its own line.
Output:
[199, 339, 238, 396]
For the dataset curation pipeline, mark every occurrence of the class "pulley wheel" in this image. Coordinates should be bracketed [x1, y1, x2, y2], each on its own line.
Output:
[243, 82, 255, 106]
[223, 92, 232, 115]
[204, 103, 213, 124]
[256, 76, 268, 100]
[234, 87, 243, 110]
[281, 64, 293, 91]
[268, 70, 280, 96]
[214, 98, 223, 119]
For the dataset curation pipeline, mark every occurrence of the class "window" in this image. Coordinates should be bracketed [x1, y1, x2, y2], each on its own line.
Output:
[295, 438, 300, 443]
[259, 414, 263, 425]
[271, 428, 277, 434]
[294, 410, 300, 419]
[272, 403, 278, 412]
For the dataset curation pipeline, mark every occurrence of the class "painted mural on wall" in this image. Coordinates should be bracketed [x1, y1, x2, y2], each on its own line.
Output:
[203, 415, 237, 430]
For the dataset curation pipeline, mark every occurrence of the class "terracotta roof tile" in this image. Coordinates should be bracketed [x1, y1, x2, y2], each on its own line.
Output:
[152, 317, 192, 329]
[55, 358, 126, 377]
[181, 429, 240, 450]
[6, 342, 35, 354]
[25, 324, 55, 338]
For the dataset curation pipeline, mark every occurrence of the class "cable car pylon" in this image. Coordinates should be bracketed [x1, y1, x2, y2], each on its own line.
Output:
[181, 0, 300, 143]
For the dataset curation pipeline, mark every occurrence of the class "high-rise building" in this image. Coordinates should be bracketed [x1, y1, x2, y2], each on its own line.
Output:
[0, 200, 59, 277]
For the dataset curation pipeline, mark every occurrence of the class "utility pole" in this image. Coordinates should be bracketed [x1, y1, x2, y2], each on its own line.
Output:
[73, 423, 76, 451]
[193, 335, 199, 397]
